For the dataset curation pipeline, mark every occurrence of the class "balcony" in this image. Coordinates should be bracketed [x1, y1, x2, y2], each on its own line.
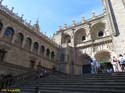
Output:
[76, 36, 112, 48]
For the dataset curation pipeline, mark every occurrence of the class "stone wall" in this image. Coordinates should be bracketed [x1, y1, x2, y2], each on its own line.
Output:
[0, 7, 59, 74]
[103, 0, 125, 55]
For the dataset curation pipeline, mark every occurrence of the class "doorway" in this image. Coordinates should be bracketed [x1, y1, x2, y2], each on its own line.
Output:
[82, 64, 91, 74]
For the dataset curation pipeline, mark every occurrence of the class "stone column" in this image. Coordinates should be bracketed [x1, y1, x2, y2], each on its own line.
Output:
[122, 0, 125, 8]
[0, 26, 6, 38]
[38, 45, 40, 55]
[74, 65, 79, 75]
[11, 33, 17, 44]
[65, 63, 70, 74]
[87, 23, 92, 41]
[22, 37, 26, 48]
[31, 42, 34, 52]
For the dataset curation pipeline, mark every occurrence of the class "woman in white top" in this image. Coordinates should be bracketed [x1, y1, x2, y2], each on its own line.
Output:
[112, 56, 119, 72]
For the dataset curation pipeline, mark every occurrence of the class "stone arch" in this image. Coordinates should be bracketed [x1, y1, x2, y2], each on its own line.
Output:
[79, 53, 91, 65]
[46, 48, 50, 57]
[40, 45, 45, 55]
[15, 32, 24, 46]
[33, 42, 39, 54]
[93, 50, 117, 72]
[51, 51, 55, 59]
[3, 27, 15, 41]
[74, 28, 87, 44]
[79, 53, 91, 74]
[24, 37, 32, 50]
[61, 33, 71, 44]
[90, 22, 105, 40]
[94, 50, 111, 63]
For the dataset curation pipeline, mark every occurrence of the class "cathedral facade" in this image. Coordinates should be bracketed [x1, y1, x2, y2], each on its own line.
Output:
[0, 0, 125, 75]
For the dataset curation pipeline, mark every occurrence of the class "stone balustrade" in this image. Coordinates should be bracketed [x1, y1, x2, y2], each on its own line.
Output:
[57, 14, 105, 31]
[76, 35, 112, 48]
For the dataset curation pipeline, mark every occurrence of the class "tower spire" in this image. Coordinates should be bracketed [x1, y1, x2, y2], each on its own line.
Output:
[33, 18, 40, 32]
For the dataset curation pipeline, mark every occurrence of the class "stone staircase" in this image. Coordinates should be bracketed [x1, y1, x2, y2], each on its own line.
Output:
[14, 72, 125, 93]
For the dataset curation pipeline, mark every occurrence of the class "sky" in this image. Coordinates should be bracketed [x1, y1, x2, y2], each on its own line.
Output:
[2, 0, 103, 37]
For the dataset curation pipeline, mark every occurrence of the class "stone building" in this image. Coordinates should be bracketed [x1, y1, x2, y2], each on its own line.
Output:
[0, 1, 60, 75]
[0, 0, 125, 75]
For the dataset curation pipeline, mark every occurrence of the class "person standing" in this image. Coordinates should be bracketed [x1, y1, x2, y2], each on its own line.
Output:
[118, 54, 124, 72]
[122, 53, 125, 71]
[96, 62, 100, 73]
[111, 56, 119, 72]
[91, 58, 97, 74]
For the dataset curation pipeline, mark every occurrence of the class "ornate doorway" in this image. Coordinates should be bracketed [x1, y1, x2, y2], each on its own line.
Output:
[94, 50, 113, 72]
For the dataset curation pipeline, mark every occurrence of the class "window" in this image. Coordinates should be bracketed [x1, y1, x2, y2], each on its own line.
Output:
[25, 37, 32, 50]
[98, 31, 104, 37]
[46, 48, 50, 57]
[51, 51, 55, 59]
[4, 27, 14, 40]
[33, 42, 39, 54]
[40, 45, 45, 55]
[82, 36, 86, 41]
[0, 22, 3, 31]
[15, 33, 24, 46]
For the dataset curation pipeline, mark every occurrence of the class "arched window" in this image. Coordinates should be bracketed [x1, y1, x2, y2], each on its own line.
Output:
[40, 45, 45, 55]
[33, 42, 39, 54]
[46, 48, 50, 57]
[51, 51, 55, 59]
[0, 22, 3, 31]
[98, 31, 104, 37]
[25, 37, 32, 50]
[62, 34, 71, 44]
[15, 33, 24, 46]
[82, 36, 86, 41]
[90, 22, 105, 40]
[4, 27, 14, 40]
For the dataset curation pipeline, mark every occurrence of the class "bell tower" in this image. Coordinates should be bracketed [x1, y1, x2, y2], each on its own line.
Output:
[102, 0, 125, 54]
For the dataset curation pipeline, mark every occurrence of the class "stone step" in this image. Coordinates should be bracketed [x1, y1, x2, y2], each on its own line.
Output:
[42, 74, 125, 79]
[44, 74, 125, 78]
[21, 88, 125, 93]
[21, 84, 125, 89]
[21, 85, 125, 91]
[32, 80, 125, 83]
[37, 77, 125, 80]
[39, 89, 125, 93]
[45, 77, 125, 80]
[35, 79, 125, 83]
[21, 82, 125, 86]
[14, 73, 125, 93]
